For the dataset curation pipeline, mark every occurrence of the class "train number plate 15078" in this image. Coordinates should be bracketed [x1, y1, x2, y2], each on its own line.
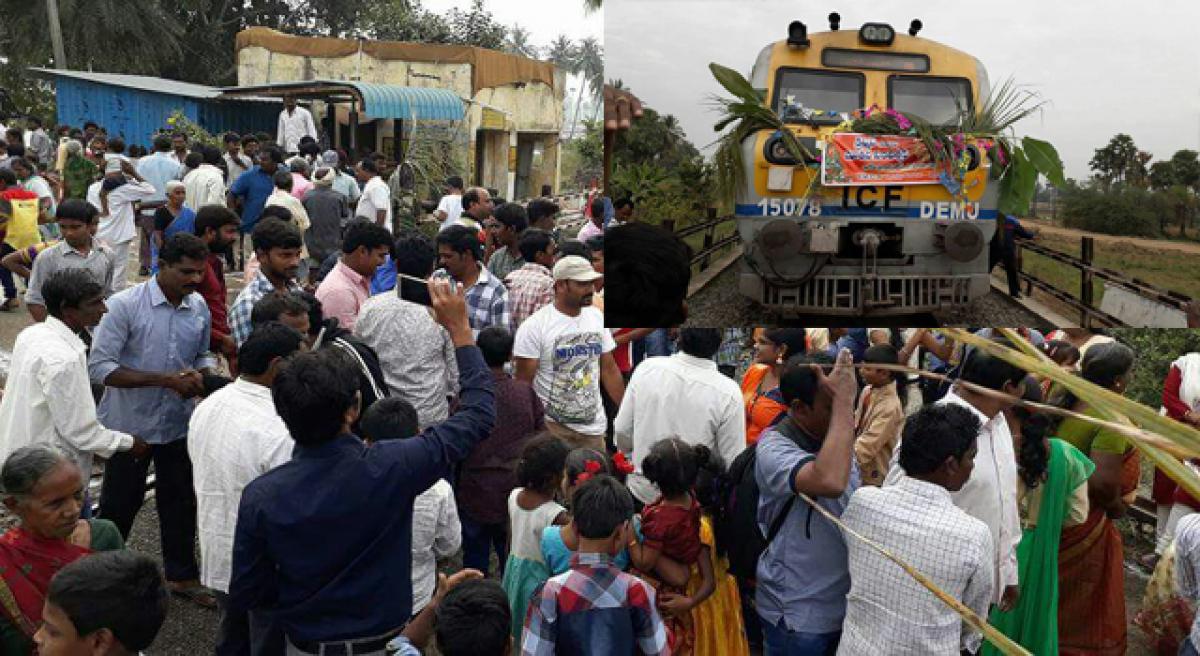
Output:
[757, 197, 822, 217]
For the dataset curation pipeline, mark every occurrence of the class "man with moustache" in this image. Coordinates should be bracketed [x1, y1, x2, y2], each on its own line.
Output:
[228, 217, 306, 347]
[513, 255, 624, 452]
[193, 206, 243, 360]
[88, 232, 220, 608]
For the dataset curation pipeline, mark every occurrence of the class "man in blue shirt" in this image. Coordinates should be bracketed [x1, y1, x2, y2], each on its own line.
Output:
[755, 348, 858, 655]
[135, 135, 183, 276]
[89, 232, 219, 607]
[227, 146, 284, 271]
[227, 278, 495, 655]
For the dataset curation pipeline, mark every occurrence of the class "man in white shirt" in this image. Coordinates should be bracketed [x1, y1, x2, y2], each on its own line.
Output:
[184, 146, 227, 211]
[277, 96, 317, 155]
[0, 269, 147, 483]
[615, 328, 746, 504]
[839, 404, 994, 655]
[884, 347, 1026, 612]
[513, 255, 625, 452]
[434, 176, 464, 229]
[355, 158, 392, 232]
[359, 397, 462, 614]
[188, 321, 305, 654]
[96, 159, 158, 291]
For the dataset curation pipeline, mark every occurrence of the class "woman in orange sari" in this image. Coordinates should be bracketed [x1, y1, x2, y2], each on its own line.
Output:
[1052, 341, 1139, 656]
[0, 445, 124, 654]
[741, 328, 808, 445]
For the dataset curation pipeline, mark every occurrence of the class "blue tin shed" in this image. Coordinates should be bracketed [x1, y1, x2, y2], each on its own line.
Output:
[30, 68, 280, 149]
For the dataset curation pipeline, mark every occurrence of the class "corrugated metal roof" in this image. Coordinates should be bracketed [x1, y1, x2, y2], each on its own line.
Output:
[219, 80, 465, 121]
[30, 68, 223, 98]
[28, 68, 279, 103]
[353, 82, 464, 121]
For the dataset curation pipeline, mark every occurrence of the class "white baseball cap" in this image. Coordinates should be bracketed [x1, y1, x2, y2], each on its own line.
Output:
[552, 255, 602, 282]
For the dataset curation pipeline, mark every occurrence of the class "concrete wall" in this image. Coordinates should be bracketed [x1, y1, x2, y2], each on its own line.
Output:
[237, 46, 565, 197]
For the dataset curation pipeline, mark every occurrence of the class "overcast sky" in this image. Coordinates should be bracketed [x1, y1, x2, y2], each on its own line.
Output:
[606, 0, 1200, 181]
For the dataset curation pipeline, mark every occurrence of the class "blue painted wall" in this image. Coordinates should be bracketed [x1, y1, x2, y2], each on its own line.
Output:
[54, 77, 278, 148]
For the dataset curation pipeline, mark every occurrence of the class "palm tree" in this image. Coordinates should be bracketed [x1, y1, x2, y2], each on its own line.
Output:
[582, 0, 601, 13]
[568, 36, 603, 140]
[503, 24, 540, 59]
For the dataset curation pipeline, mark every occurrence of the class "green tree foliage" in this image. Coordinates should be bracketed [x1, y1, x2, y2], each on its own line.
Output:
[3, 0, 531, 119]
[1059, 185, 1163, 237]
[1111, 329, 1200, 409]
[504, 25, 540, 59]
[560, 119, 602, 189]
[1089, 133, 1150, 189]
[611, 107, 701, 173]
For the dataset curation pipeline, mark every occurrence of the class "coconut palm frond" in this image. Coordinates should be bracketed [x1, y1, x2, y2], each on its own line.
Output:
[708, 63, 816, 206]
[956, 77, 1046, 137]
[942, 329, 1200, 499]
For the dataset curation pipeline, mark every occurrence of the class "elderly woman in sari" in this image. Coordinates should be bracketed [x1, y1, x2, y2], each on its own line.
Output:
[0, 445, 123, 653]
[1051, 342, 1139, 655]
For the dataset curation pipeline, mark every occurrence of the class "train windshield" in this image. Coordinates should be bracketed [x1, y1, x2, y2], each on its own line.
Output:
[772, 68, 863, 124]
[889, 76, 972, 125]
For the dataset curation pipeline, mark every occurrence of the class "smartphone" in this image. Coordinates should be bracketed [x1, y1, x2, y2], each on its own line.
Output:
[397, 272, 437, 307]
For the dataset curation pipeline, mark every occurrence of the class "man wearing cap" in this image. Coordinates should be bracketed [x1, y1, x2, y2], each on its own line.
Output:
[303, 166, 351, 265]
[97, 159, 158, 291]
[277, 95, 317, 155]
[513, 254, 624, 452]
[320, 150, 360, 207]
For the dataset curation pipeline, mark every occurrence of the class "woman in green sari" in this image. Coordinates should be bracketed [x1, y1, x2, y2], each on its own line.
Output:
[985, 378, 1094, 656]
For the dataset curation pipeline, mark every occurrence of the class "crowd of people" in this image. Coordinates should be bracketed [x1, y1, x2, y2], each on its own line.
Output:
[5, 116, 1200, 656]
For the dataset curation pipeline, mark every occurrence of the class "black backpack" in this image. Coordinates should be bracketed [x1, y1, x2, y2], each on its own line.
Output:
[717, 418, 821, 580]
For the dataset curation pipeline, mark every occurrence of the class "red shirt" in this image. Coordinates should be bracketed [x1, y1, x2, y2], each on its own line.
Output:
[612, 328, 635, 373]
[198, 253, 230, 351]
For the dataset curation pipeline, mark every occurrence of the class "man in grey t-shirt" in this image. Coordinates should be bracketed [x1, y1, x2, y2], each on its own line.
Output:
[303, 166, 351, 264]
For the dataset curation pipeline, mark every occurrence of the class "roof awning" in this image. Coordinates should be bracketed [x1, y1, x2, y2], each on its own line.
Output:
[218, 80, 465, 121]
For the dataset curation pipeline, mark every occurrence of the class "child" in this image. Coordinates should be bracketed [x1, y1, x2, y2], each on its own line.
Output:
[540, 448, 671, 579]
[361, 398, 461, 615]
[692, 453, 751, 656]
[502, 433, 570, 639]
[385, 571, 502, 656]
[34, 551, 168, 655]
[521, 475, 671, 655]
[630, 438, 717, 655]
[854, 344, 906, 486]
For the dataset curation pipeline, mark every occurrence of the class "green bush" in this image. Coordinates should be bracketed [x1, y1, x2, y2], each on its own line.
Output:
[1059, 185, 1162, 237]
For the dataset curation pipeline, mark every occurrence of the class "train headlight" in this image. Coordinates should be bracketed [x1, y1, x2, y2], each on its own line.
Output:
[764, 135, 818, 165]
[941, 222, 984, 262]
[787, 21, 810, 48]
[859, 23, 895, 46]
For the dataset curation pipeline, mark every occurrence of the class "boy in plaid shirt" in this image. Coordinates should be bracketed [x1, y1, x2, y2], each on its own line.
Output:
[520, 475, 671, 656]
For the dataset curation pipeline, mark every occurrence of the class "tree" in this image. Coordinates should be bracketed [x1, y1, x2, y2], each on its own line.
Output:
[1089, 133, 1144, 190]
[1150, 160, 1178, 191]
[504, 25, 540, 59]
[545, 35, 577, 69]
[1171, 149, 1200, 190]
[567, 36, 602, 140]
[445, 0, 506, 50]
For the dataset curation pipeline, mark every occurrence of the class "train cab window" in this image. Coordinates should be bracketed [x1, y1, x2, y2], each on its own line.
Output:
[772, 68, 864, 124]
[888, 76, 972, 125]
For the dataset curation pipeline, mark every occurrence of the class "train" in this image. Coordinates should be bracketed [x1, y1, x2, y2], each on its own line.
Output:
[735, 15, 999, 316]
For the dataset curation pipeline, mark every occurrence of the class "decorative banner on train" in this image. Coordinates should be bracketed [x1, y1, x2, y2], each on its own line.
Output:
[821, 133, 948, 187]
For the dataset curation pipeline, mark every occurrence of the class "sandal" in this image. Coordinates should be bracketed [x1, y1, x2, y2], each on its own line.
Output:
[168, 582, 218, 609]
